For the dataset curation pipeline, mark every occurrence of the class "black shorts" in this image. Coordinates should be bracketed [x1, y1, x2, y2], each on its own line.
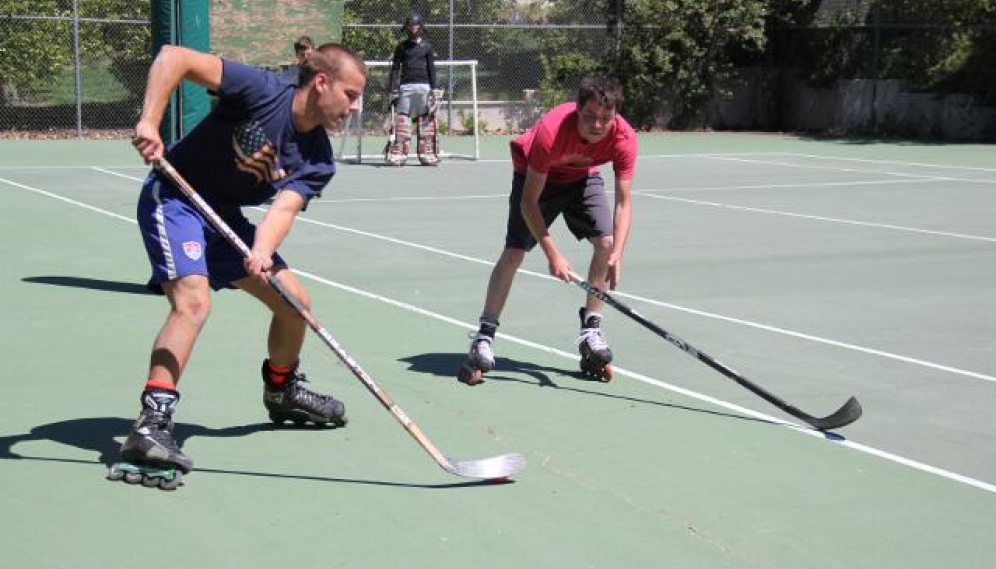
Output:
[504, 172, 613, 251]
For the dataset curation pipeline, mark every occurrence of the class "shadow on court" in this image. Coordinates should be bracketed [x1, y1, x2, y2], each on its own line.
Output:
[0, 417, 495, 489]
[400, 351, 588, 388]
[399, 352, 774, 426]
[23, 276, 154, 295]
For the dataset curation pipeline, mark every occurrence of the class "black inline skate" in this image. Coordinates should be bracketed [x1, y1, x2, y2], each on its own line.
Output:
[263, 360, 347, 427]
[107, 388, 191, 490]
[577, 308, 613, 382]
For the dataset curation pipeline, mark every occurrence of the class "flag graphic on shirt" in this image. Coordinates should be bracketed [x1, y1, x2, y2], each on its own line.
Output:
[232, 121, 286, 183]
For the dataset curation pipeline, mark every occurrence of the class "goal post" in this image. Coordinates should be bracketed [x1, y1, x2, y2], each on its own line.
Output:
[335, 59, 480, 163]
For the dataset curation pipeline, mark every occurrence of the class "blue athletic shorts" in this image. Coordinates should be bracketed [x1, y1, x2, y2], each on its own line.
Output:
[137, 175, 287, 292]
[504, 172, 613, 251]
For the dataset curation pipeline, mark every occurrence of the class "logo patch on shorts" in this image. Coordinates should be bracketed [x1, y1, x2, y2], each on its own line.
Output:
[182, 241, 203, 261]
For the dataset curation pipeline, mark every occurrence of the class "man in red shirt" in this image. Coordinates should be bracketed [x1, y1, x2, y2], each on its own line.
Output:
[459, 76, 638, 385]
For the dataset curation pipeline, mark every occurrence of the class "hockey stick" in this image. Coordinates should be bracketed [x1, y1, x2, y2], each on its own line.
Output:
[153, 157, 524, 480]
[569, 274, 862, 431]
[382, 100, 395, 160]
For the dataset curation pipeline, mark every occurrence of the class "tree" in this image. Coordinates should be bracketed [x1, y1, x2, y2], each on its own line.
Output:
[612, 0, 769, 128]
[0, 2, 74, 99]
[771, 0, 996, 104]
[0, 0, 148, 104]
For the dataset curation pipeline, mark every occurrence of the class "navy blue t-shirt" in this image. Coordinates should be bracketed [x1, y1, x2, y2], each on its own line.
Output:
[160, 59, 335, 210]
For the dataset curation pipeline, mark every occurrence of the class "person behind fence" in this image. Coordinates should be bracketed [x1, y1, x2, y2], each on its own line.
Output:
[385, 9, 441, 166]
[279, 35, 316, 85]
[457, 77, 638, 386]
[117, 42, 367, 485]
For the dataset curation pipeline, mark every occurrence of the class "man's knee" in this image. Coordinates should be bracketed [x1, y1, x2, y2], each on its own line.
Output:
[272, 273, 312, 315]
[166, 278, 212, 328]
[498, 247, 527, 268]
[591, 235, 613, 255]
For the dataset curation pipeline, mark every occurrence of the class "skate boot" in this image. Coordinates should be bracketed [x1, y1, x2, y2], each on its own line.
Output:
[263, 360, 347, 427]
[385, 143, 408, 166]
[457, 333, 496, 386]
[107, 388, 191, 490]
[417, 147, 439, 166]
[577, 308, 613, 382]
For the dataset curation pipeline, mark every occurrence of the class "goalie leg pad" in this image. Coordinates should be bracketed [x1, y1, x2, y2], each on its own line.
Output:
[417, 114, 440, 166]
[386, 114, 412, 166]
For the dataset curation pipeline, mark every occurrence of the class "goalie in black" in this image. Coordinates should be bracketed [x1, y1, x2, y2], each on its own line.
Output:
[385, 10, 441, 166]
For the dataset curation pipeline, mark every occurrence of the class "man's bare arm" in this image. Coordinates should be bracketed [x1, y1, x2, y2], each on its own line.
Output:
[133, 46, 223, 163]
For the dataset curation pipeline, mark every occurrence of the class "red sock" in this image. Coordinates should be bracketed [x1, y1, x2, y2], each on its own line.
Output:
[144, 378, 176, 391]
[265, 360, 295, 386]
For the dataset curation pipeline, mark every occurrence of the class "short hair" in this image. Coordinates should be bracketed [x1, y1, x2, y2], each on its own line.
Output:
[578, 77, 624, 111]
[293, 35, 315, 52]
[298, 43, 368, 85]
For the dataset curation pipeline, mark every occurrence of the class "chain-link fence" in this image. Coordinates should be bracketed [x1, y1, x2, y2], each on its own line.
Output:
[3, 1, 993, 140]
[342, 1, 994, 139]
[766, 13, 996, 139]
[342, 0, 621, 135]
[0, 6, 151, 138]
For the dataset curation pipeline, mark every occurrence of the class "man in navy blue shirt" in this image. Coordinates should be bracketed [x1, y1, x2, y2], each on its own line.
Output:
[122, 43, 367, 479]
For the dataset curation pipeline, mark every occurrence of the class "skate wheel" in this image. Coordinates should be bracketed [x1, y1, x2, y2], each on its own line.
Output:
[457, 366, 484, 386]
[600, 364, 613, 383]
[579, 361, 612, 382]
[141, 475, 160, 488]
[106, 467, 124, 481]
[159, 472, 183, 491]
[123, 471, 143, 484]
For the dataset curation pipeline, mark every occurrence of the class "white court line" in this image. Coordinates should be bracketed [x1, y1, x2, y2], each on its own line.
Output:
[0, 164, 142, 170]
[782, 152, 996, 173]
[280, 213, 996, 384]
[6, 173, 996, 493]
[601, 287, 996, 384]
[99, 163, 996, 384]
[92, 166, 142, 180]
[709, 155, 996, 185]
[708, 155, 955, 179]
[639, 177, 941, 193]
[640, 193, 996, 243]
[449, 152, 790, 164]
[291, 268, 996, 495]
[94, 166, 506, 204]
[0, 176, 134, 222]
[308, 194, 505, 204]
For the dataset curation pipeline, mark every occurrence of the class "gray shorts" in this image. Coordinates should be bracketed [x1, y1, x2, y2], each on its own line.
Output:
[504, 172, 613, 251]
[397, 83, 431, 116]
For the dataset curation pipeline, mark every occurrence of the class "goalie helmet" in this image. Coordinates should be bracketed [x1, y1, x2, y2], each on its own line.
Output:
[403, 10, 424, 38]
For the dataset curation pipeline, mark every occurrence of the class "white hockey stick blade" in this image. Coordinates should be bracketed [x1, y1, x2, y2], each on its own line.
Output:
[444, 452, 525, 480]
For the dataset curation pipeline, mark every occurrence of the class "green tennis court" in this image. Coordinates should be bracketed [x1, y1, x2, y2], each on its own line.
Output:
[1, 133, 993, 568]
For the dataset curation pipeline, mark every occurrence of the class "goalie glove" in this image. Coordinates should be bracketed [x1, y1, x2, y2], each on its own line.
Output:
[428, 88, 444, 114]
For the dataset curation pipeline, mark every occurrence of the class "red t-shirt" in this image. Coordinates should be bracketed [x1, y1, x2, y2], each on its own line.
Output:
[510, 102, 638, 184]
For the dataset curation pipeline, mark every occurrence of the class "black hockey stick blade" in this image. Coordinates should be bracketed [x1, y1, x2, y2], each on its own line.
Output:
[569, 275, 863, 431]
[800, 396, 862, 431]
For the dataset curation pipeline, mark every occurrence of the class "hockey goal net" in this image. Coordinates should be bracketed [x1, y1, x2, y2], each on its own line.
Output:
[335, 59, 480, 163]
